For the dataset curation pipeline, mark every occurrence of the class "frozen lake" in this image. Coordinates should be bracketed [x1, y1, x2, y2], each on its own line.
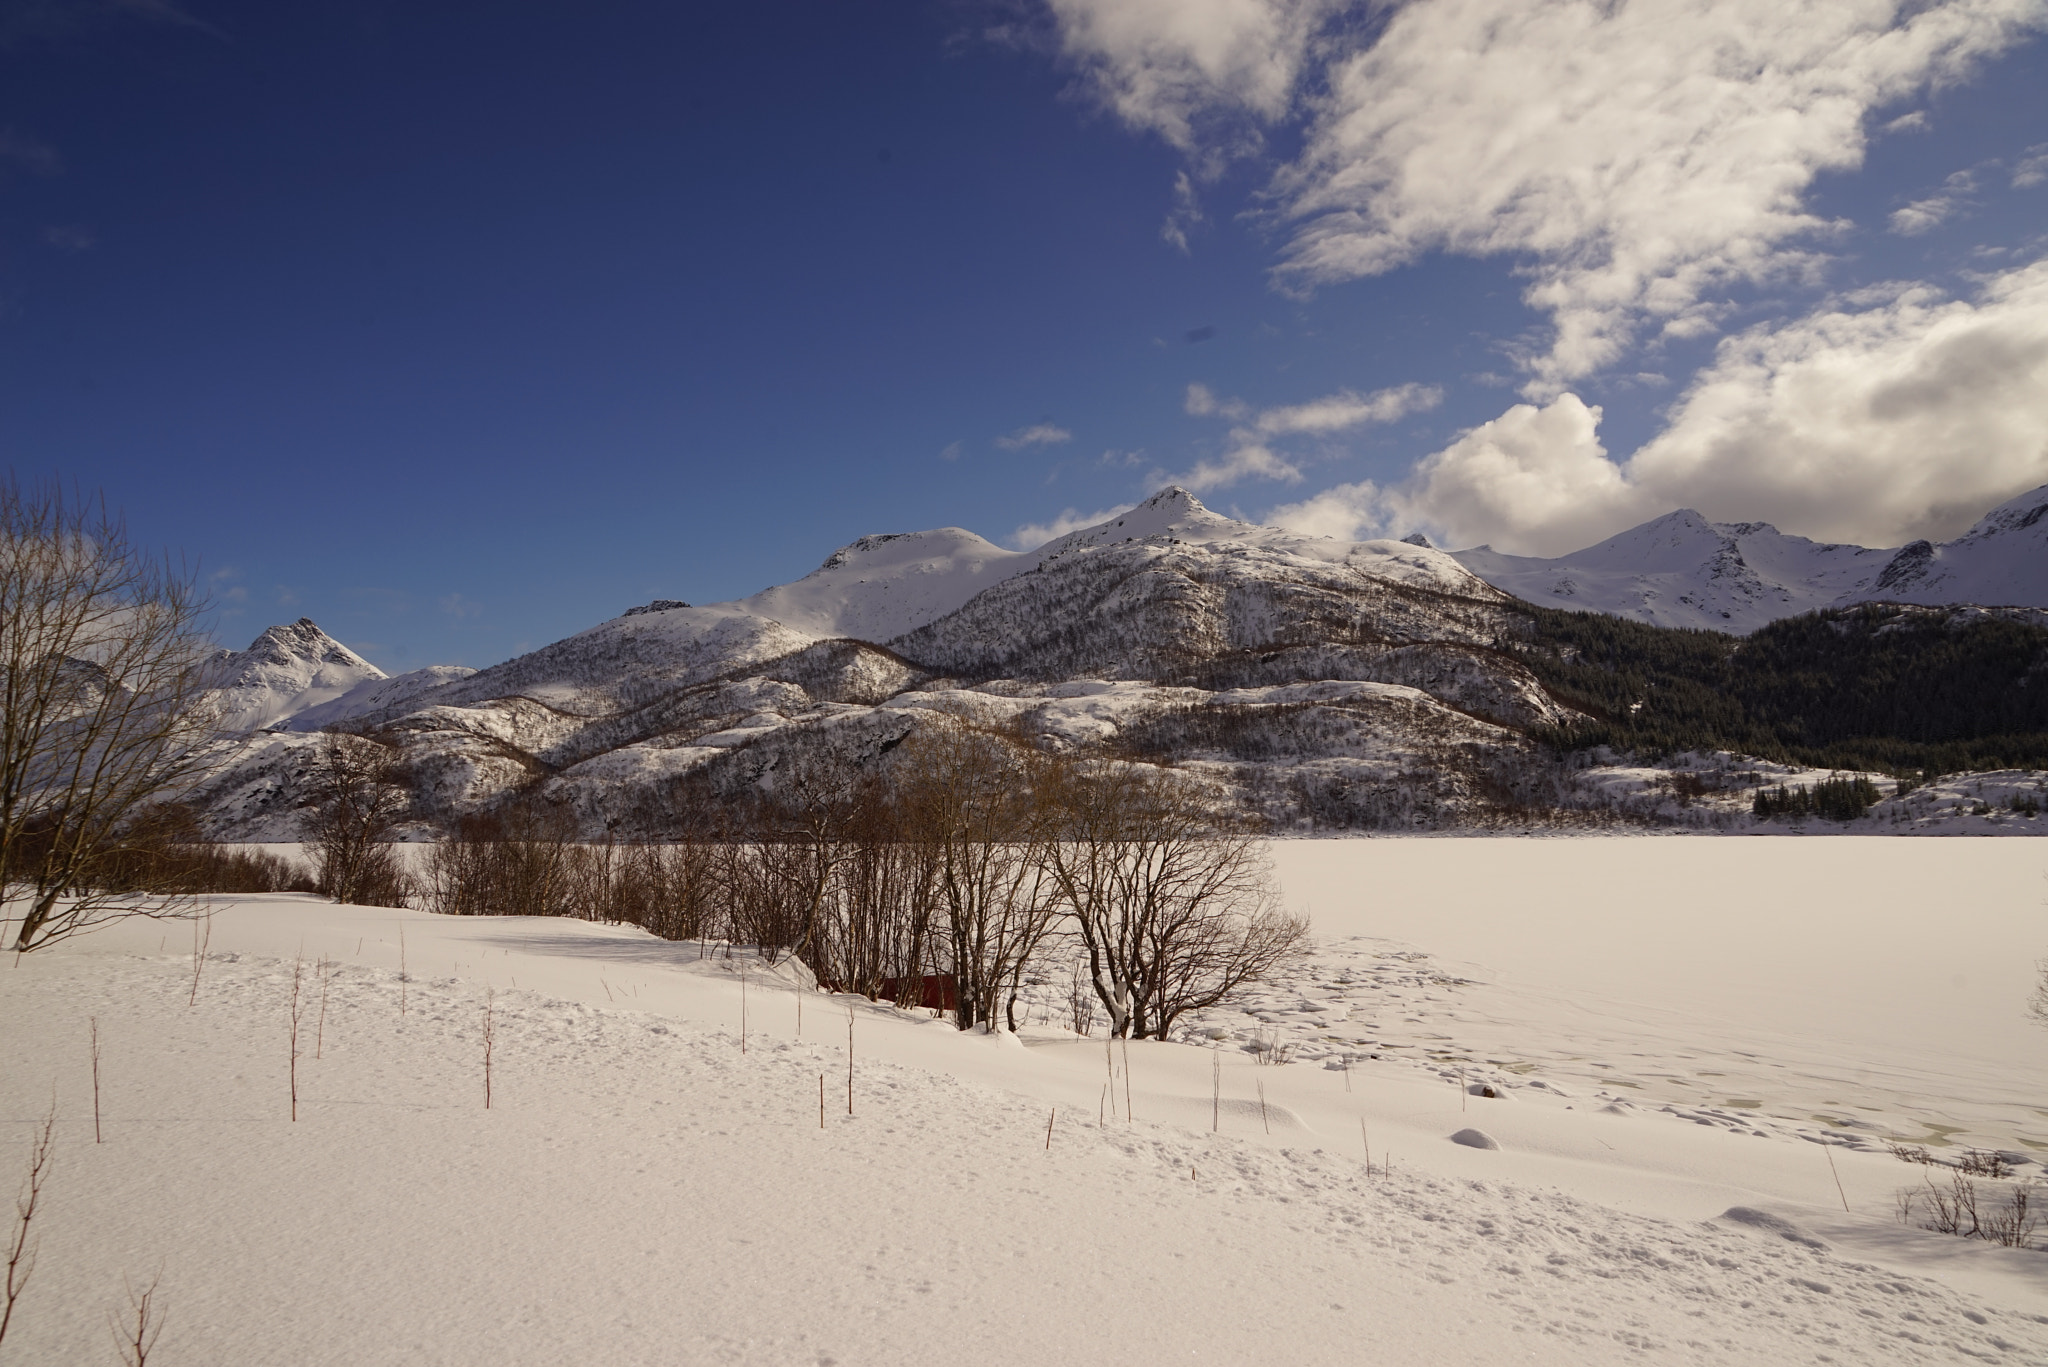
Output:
[1266, 837, 2048, 1152]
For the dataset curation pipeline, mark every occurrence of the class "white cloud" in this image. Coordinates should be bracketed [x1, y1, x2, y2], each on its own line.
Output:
[995, 423, 1074, 450]
[939, 440, 963, 461]
[1008, 502, 1137, 550]
[1169, 380, 1441, 493]
[1048, 0, 1336, 154]
[1624, 255, 2048, 546]
[1324, 256, 2048, 554]
[1889, 171, 1977, 236]
[1160, 442, 1305, 492]
[1049, 0, 2045, 395]
[1162, 169, 1203, 252]
[2015, 143, 2048, 189]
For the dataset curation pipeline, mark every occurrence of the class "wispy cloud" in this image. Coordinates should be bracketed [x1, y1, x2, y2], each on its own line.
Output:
[2014, 144, 2048, 190]
[995, 422, 1073, 450]
[1168, 379, 1441, 491]
[1007, 502, 1136, 550]
[0, 127, 59, 175]
[1889, 170, 1976, 236]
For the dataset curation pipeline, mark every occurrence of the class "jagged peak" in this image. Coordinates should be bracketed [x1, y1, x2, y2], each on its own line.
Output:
[1137, 485, 1209, 516]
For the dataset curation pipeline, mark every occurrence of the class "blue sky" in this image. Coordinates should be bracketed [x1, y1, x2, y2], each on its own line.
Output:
[3, 1, 2045, 670]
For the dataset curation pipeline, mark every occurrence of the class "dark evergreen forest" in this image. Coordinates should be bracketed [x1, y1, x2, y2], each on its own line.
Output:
[1512, 603, 2048, 775]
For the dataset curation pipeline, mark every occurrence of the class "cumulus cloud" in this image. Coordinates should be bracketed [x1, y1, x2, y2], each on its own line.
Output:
[1008, 502, 1137, 550]
[1289, 257, 2048, 554]
[1050, 0, 2044, 394]
[995, 423, 1074, 450]
[1170, 379, 1440, 491]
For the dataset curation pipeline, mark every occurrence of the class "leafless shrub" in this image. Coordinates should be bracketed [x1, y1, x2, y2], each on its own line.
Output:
[1957, 1148, 2013, 1179]
[1249, 1028, 1294, 1066]
[308, 731, 412, 908]
[0, 1102, 54, 1349]
[1885, 1140, 1936, 1166]
[1065, 960, 1096, 1037]
[418, 804, 575, 917]
[109, 1268, 166, 1367]
[1900, 1172, 2041, 1248]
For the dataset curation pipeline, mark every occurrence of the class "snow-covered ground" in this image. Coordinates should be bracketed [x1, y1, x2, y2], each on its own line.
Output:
[3, 838, 2047, 1364]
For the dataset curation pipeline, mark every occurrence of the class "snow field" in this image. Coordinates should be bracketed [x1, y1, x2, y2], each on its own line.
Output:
[3, 882, 2047, 1364]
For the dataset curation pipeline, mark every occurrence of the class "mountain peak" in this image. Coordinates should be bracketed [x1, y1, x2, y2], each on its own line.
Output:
[207, 618, 387, 732]
[1138, 485, 1209, 516]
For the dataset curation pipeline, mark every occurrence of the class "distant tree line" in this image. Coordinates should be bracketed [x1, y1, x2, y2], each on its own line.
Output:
[1516, 603, 2048, 776]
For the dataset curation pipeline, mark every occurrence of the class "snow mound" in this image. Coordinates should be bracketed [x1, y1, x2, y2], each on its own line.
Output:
[1450, 1127, 1500, 1150]
[1721, 1207, 1828, 1250]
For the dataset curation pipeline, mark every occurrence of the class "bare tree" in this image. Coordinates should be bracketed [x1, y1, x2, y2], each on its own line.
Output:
[896, 718, 1061, 1031]
[1037, 759, 1306, 1039]
[0, 478, 216, 951]
[307, 730, 411, 907]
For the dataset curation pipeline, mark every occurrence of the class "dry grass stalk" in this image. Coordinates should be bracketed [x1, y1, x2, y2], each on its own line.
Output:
[1121, 1036, 1133, 1123]
[315, 956, 330, 1059]
[89, 1017, 101, 1144]
[187, 908, 211, 1007]
[288, 957, 306, 1122]
[483, 988, 495, 1110]
[1823, 1140, 1850, 1212]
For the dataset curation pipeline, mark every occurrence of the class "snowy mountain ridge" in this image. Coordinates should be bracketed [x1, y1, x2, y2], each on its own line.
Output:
[183, 483, 2048, 839]
[204, 618, 390, 732]
[185, 490, 1568, 837]
[1452, 482, 2048, 634]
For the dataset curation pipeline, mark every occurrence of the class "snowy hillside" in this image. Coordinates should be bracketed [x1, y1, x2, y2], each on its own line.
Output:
[725, 526, 1030, 641]
[1453, 482, 2048, 633]
[203, 618, 388, 732]
[1859, 483, 2048, 611]
[1454, 512, 1889, 633]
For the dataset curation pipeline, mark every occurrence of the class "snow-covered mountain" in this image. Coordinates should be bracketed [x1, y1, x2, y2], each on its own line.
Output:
[1452, 483, 2048, 633]
[204, 618, 390, 732]
[203, 618, 479, 735]
[182, 483, 2048, 840]
[184, 490, 1580, 837]
[1856, 483, 2048, 610]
